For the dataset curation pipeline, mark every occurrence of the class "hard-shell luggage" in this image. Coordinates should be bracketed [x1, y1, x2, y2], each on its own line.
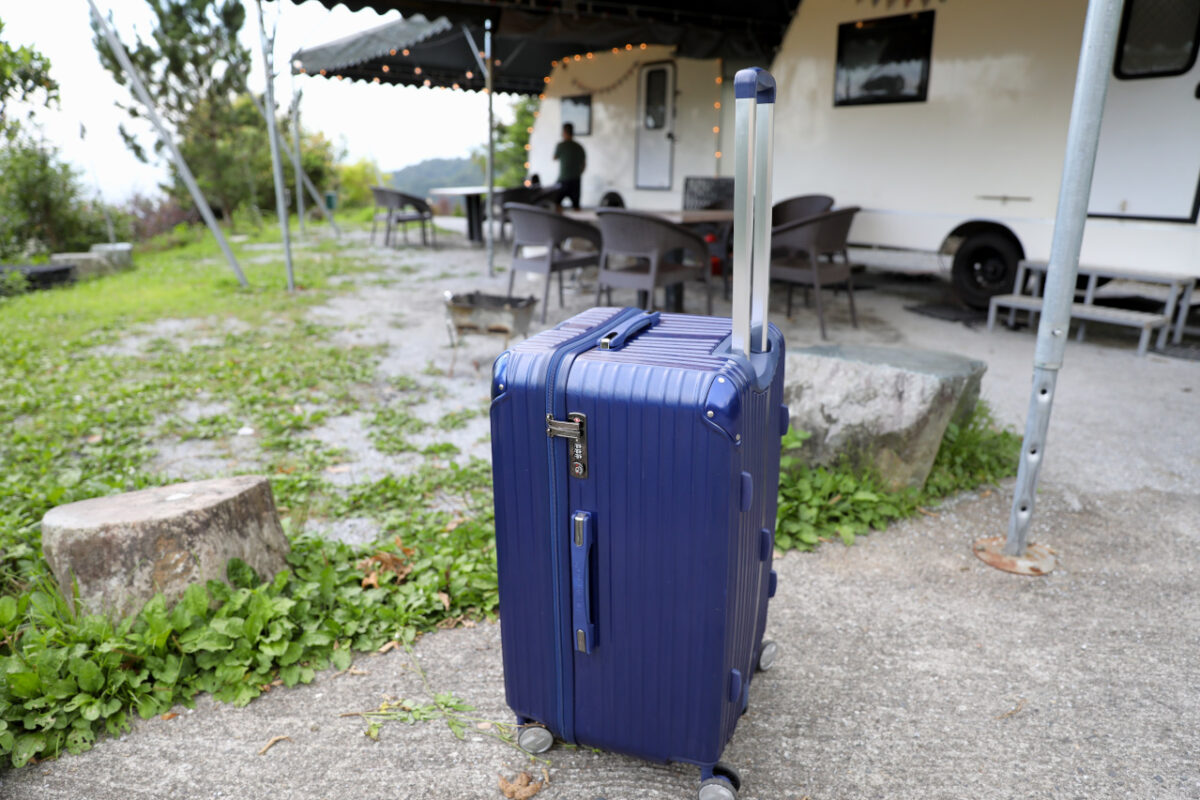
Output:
[489, 67, 784, 800]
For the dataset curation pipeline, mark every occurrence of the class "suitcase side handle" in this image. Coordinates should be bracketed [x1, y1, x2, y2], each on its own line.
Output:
[571, 511, 597, 654]
[598, 310, 661, 351]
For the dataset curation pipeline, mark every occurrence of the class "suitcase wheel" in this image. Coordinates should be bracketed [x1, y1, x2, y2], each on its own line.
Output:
[516, 724, 554, 754]
[698, 762, 742, 800]
[757, 640, 779, 672]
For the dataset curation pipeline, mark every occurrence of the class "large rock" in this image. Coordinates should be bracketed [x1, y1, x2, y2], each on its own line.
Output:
[49, 252, 112, 280]
[783, 345, 987, 491]
[41, 476, 290, 619]
[90, 242, 134, 270]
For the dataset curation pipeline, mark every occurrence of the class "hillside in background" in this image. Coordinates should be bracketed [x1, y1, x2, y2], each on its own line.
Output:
[388, 157, 483, 206]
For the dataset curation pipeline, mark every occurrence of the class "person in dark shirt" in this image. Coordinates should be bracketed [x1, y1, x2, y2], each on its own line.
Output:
[552, 123, 586, 211]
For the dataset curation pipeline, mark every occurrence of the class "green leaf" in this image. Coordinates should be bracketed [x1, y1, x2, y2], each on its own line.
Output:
[69, 658, 104, 695]
[12, 732, 46, 768]
[7, 671, 42, 699]
[331, 649, 352, 671]
[0, 596, 17, 626]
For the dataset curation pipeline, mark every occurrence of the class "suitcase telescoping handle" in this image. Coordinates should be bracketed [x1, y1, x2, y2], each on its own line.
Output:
[731, 67, 776, 358]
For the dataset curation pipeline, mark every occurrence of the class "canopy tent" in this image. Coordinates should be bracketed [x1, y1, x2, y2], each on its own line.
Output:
[292, 14, 562, 95]
[285, 1, 798, 64]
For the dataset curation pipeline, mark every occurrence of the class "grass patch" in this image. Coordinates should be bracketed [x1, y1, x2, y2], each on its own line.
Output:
[436, 407, 481, 431]
[0, 224, 498, 768]
[775, 405, 1021, 551]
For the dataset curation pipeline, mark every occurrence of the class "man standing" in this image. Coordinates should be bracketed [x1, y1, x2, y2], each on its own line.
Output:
[553, 122, 586, 211]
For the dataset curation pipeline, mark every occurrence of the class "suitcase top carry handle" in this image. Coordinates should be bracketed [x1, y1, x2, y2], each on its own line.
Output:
[731, 67, 775, 358]
[599, 310, 661, 351]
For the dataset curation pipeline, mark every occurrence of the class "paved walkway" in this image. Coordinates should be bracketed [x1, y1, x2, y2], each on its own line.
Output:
[5, 236, 1198, 799]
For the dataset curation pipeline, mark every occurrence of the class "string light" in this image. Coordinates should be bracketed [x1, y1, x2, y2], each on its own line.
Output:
[544, 76, 551, 84]
[639, 43, 647, 50]
[402, 48, 410, 56]
[390, 49, 397, 56]
[551, 60, 558, 67]
[533, 110, 540, 118]
[373, 77, 380, 84]
[526, 126, 533, 133]
[539, 93, 546, 100]
[586, 52, 593, 59]
[414, 67, 422, 75]
[523, 143, 531, 151]
[612, 47, 619, 54]
[573, 54, 581, 61]
[466, 70, 474, 79]
[714, 61, 724, 173]
[452, 82, 460, 90]
[319, 69, 327, 76]
[423, 79, 431, 87]
[382, 64, 390, 73]
[524, 161, 531, 168]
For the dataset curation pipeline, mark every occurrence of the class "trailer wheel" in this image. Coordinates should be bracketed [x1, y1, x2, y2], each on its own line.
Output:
[951, 232, 1019, 309]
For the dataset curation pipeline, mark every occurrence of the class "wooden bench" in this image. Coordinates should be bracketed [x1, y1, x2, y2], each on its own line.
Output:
[987, 261, 1194, 356]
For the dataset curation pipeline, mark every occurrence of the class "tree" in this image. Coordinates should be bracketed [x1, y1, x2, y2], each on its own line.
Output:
[0, 135, 120, 260]
[0, 16, 59, 139]
[91, 0, 254, 223]
[473, 97, 539, 189]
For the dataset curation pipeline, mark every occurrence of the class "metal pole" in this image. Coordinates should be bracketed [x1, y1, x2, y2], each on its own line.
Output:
[486, 20, 496, 277]
[248, 91, 340, 234]
[88, 0, 248, 288]
[292, 86, 305, 237]
[254, 0, 295, 292]
[976, 0, 1124, 574]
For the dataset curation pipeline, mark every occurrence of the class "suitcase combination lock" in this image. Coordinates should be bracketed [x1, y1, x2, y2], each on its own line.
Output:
[546, 412, 588, 479]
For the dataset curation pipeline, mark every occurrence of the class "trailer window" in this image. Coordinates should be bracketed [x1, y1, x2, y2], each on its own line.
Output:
[561, 95, 592, 136]
[644, 68, 669, 129]
[1115, 0, 1200, 79]
[835, 11, 935, 106]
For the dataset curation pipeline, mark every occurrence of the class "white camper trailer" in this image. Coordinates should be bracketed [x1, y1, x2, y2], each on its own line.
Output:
[528, 0, 1200, 307]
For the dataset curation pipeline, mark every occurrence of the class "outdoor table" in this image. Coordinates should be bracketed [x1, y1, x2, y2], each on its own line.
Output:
[428, 185, 493, 243]
[565, 208, 734, 311]
[564, 208, 733, 226]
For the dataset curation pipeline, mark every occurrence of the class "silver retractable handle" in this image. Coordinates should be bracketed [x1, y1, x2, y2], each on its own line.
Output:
[732, 67, 776, 358]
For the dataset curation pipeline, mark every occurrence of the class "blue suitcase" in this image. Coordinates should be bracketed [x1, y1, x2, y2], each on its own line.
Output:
[489, 69, 783, 800]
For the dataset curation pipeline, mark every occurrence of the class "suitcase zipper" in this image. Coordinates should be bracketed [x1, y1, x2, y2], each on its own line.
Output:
[540, 307, 641, 744]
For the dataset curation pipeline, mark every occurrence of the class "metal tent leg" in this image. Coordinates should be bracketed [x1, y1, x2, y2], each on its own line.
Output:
[975, 0, 1123, 576]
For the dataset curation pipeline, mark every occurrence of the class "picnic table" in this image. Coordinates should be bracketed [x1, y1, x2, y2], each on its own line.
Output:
[987, 260, 1194, 356]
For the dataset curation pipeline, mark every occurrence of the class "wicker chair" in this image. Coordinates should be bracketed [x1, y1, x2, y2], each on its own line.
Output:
[770, 207, 861, 340]
[370, 186, 436, 248]
[505, 203, 602, 322]
[683, 176, 735, 296]
[594, 209, 712, 314]
[772, 194, 835, 227]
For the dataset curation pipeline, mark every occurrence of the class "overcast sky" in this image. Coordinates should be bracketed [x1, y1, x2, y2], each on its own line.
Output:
[3, 1, 514, 202]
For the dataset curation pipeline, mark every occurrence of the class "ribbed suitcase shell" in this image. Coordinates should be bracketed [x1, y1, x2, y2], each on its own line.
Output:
[490, 307, 785, 768]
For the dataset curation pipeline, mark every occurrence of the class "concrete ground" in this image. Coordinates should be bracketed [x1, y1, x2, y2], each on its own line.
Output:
[5, 227, 1198, 799]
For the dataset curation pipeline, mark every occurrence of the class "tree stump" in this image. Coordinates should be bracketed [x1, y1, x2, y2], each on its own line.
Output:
[41, 476, 290, 619]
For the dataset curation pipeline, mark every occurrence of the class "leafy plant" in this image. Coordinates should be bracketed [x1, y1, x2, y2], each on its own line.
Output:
[775, 406, 1020, 552]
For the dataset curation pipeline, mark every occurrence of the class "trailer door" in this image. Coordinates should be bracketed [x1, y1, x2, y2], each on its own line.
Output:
[635, 63, 674, 189]
[1089, 0, 1200, 222]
